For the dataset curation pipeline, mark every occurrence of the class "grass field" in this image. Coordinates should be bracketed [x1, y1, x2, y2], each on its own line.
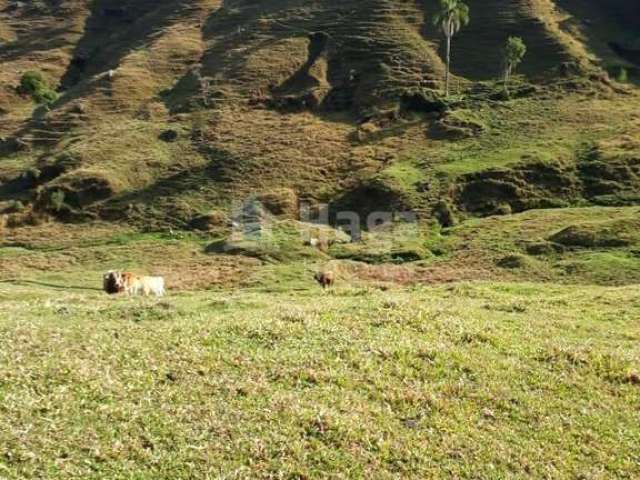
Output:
[1, 1, 640, 477]
[1, 280, 639, 479]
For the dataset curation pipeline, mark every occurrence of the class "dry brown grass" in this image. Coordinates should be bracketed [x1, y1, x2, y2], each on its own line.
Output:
[0, 222, 258, 290]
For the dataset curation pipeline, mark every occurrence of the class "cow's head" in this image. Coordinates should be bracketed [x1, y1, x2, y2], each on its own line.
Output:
[103, 270, 124, 294]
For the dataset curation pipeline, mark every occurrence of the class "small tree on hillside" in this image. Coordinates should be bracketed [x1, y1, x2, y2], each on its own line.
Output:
[19, 71, 59, 106]
[433, 0, 470, 97]
[503, 36, 527, 93]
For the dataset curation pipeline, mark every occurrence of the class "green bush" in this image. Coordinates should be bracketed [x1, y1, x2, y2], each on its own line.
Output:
[20, 71, 46, 92]
[49, 190, 66, 212]
[19, 71, 59, 105]
[617, 67, 628, 83]
[4, 200, 25, 214]
[31, 0, 51, 13]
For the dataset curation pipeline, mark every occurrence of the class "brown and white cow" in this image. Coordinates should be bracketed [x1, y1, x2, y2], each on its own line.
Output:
[120, 272, 166, 297]
[103, 271, 165, 297]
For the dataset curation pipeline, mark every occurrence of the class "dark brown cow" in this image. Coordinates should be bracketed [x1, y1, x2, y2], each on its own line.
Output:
[314, 271, 335, 289]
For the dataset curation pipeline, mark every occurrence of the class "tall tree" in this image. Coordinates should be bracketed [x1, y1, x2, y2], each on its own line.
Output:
[503, 36, 527, 93]
[433, 0, 470, 97]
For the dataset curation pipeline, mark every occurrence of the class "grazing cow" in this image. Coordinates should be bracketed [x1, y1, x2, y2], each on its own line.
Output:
[121, 272, 166, 297]
[314, 271, 335, 289]
[103, 270, 124, 295]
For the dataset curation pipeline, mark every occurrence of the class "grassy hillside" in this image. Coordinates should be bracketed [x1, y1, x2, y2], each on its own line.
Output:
[0, 0, 638, 230]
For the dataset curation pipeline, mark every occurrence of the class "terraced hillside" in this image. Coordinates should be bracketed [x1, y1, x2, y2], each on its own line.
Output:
[0, 0, 638, 240]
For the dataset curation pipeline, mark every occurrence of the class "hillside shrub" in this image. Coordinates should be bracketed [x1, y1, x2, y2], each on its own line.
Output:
[19, 71, 59, 105]
[49, 190, 66, 212]
[30, 0, 51, 13]
[3, 200, 25, 214]
[617, 67, 628, 83]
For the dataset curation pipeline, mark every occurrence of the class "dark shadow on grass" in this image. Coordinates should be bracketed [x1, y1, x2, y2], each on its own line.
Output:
[0, 279, 102, 292]
[165, 0, 435, 115]
[59, 0, 192, 89]
[0, 176, 33, 202]
[421, 0, 574, 81]
[0, 28, 71, 63]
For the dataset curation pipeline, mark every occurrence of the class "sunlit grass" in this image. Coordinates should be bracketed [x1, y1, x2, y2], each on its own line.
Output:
[0, 281, 638, 478]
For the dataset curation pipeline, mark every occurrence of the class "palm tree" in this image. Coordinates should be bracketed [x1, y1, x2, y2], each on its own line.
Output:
[433, 0, 470, 97]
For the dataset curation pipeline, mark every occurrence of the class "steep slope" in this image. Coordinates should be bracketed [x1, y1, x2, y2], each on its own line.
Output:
[195, 0, 445, 110]
[422, 0, 593, 81]
[558, 0, 640, 77]
[0, 0, 638, 231]
[0, 0, 89, 132]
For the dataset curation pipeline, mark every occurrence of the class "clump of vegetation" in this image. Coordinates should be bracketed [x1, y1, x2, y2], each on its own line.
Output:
[502, 36, 527, 94]
[18, 71, 59, 105]
[2, 200, 25, 214]
[48, 190, 66, 212]
[29, 0, 52, 14]
[616, 67, 628, 83]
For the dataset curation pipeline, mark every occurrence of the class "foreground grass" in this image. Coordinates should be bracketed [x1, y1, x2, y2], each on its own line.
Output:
[0, 282, 639, 479]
